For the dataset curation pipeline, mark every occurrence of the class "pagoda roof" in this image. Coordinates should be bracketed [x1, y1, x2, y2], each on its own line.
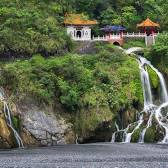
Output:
[137, 18, 160, 28]
[64, 14, 97, 26]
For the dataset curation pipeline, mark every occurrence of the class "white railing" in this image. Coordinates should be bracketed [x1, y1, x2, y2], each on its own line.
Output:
[123, 32, 146, 38]
[108, 34, 121, 39]
[123, 32, 160, 38]
[92, 36, 107, 41]
[92, 34, 122, 41]
[72, 33, 160, 41]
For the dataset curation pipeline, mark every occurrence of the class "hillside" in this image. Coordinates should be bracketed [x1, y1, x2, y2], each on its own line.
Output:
[0, 1, 72, 58]
[0, 0, 167, 148]
[0, 0, 167, 58]
[0, 43, 145, 147]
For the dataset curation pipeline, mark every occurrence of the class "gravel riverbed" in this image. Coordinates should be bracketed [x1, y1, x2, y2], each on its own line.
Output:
[0, 143, 168, 168]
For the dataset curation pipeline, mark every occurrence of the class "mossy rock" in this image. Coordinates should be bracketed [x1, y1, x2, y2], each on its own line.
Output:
[147, 66, 159, 89]
[156, 126, 165, 142]
[127, 124, 137, 133]
[0, 114, 16, 148]
[12, 116, 21, 132]
[131, 128, 141, 142]
[115, 131, 125, 142]
[144, 127, 156, 143]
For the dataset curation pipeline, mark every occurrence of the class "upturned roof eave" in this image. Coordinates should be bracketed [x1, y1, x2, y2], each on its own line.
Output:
[137, 18, 160, 28]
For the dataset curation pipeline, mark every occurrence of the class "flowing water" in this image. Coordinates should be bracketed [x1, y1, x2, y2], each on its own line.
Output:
[112, 48, 168, 143]
[0, 88, 23, 148]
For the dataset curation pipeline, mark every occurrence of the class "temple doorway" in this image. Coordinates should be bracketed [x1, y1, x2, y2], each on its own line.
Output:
[76, 31, 82, 38]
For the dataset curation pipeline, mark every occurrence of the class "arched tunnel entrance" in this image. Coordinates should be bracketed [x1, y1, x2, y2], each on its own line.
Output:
[113, 41, 120, 46]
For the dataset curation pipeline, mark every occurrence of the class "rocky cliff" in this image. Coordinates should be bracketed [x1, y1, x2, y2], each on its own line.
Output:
[0, 43, 143, 148]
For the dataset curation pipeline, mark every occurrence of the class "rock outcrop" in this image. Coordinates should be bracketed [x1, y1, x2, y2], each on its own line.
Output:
[0, 114, 15, 148]
[19, 103, 75, 147]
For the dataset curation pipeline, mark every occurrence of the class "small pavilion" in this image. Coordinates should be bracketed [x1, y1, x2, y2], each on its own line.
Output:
[64, 14, 97, 40]
[137, 18, 160, 36]
[101, 25, 126, 33]
[101, 25, 126, 37]
[100, 25, 126, 46]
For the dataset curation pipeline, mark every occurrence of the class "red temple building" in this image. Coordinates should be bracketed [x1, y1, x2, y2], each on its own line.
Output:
[137, 18, 160, 36]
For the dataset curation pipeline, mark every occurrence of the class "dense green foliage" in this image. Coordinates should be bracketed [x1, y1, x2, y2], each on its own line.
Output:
[0, 0, 167, 58]
[0, 44, 143, 109]
[70, 0, 168, 31]
[148, 34, 168, 72]
[0, 44, 143, 134]
[0, 0, 73, 58]
[123, 39, 146, 49]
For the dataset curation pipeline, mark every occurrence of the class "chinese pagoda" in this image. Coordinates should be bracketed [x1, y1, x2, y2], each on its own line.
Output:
[64, 14, 97, 40]
[137, 18, 160, 36]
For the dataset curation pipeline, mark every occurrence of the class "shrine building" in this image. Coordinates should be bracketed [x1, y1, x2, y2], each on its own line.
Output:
[137, 18, 160, 36]
[64, 14, 97, 40]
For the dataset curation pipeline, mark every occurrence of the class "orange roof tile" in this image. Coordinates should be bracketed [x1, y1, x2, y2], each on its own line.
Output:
[64, 14, 98, 26]
[137, 18, 160, 28]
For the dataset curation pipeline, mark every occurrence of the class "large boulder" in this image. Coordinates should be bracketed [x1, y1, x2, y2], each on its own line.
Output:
[20, 104, 75, 146]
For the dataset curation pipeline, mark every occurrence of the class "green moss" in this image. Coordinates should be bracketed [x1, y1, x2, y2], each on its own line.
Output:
[12, 116, 21, 132]
[144, 127, 156, 143]
[116, 57, 144, 107]
[131, 128, 141, 142]
[127, 124, 137, 133]
[147, 66, 159, 89]
[75, 88, 113, 136]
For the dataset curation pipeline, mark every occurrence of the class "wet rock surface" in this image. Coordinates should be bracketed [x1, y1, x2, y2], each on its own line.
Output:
[78, 121, 113, 143]
[0, 143, 168, 168]
[21, 104, 74, 146]
[0, 114, 15, 148]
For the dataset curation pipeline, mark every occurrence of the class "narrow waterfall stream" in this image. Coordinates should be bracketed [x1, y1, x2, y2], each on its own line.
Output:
[112, 48, 168, 143]
[0, 88, 23, 148]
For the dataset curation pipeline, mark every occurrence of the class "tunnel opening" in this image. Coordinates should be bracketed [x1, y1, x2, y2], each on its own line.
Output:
[113, 41, 120, 46]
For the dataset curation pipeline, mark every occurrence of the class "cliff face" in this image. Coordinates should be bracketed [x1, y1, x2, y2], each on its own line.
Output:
[16, 99, 137, 146]
[0, 100, 76, 148]
[0, 44, 144, 148]
[20, 102, 75, 146]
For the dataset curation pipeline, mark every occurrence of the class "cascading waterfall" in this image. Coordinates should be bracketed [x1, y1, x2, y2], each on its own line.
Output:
[155, 102, 168, 143]
[125, 114, 144, 143]
[139, 56, 153, 107]
[111, 122, 120, 143]
[112, 48, 168, 143]
[0, 88, 23, 148]
[148, 63, 168, 103]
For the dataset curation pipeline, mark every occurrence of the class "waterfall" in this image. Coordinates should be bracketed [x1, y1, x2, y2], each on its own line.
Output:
[147, 64, 168, 103]
[124, 114, 144, 143]
[0, 88, 23, 148]
[111, 132, 116, 143]
[112, 48, 168, 143]
[155, 102, 168, 143]
[139, 57, 153, 107]
[138, 107, 155, 143]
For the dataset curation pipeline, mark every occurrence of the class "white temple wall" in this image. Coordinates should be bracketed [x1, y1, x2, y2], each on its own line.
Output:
[67, 26, 76, 38]
[67, 26, 92, 40]
[82, 27, 91, 40]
